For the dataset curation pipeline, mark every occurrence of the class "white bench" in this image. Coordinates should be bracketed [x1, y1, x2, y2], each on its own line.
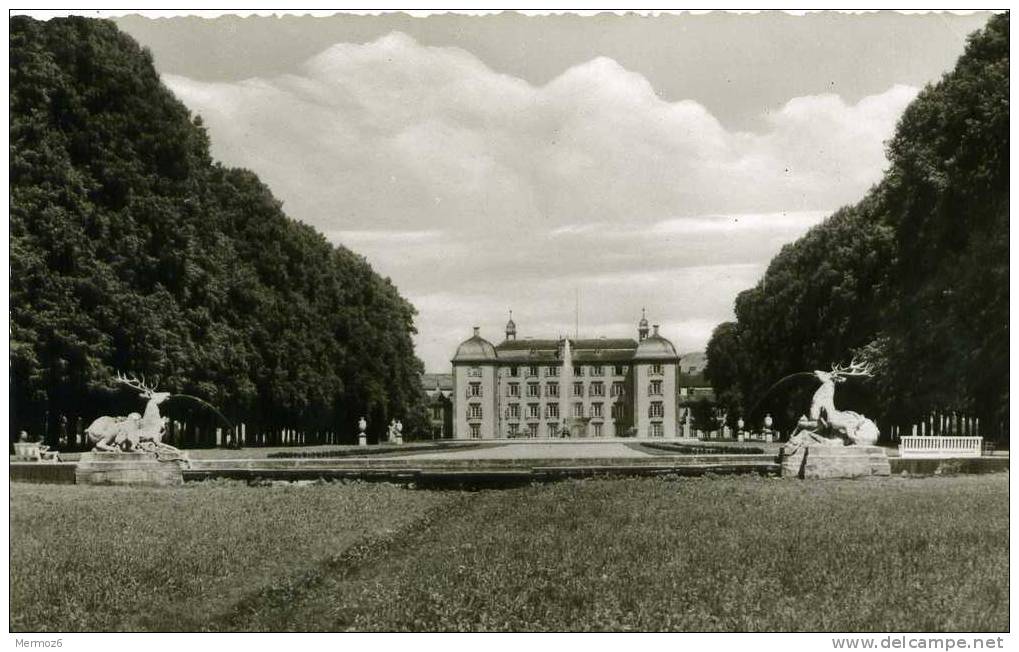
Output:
[899, 436, 983, 458]
[13, 442, 61, 463]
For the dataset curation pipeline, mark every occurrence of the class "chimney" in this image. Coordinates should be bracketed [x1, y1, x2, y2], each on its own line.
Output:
[653, 324, 660, 336]
[473, 326, 480, 337]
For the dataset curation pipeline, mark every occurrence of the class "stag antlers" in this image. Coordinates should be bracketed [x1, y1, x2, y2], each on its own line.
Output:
[114, 371, 158, 396]
[831, 357, 873, 378]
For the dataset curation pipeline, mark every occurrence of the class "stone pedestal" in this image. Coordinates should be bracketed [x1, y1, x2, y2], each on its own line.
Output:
[358, 433, 367, 446]
[780, 445, 891, 479]
[75, 452, 187, 487]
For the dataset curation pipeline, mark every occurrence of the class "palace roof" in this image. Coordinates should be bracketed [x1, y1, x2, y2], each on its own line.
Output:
[452, 328, 498, 362]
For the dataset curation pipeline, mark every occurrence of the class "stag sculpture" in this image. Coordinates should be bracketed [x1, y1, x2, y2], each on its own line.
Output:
[797, 358, 879, 446]
[86, 373, 187, 461]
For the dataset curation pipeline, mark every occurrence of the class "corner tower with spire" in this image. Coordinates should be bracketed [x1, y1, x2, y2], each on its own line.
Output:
[505, 311, 516, 341]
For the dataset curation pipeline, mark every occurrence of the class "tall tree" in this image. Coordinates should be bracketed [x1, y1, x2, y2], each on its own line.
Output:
[10, 16, 428, 446]
[705, 14, 1008, 440]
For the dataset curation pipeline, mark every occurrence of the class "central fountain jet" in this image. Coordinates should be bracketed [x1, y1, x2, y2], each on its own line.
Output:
[559, 336, 590, 438]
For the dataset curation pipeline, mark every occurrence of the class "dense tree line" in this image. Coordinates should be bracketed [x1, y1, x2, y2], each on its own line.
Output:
[10, 16, 428, 447]
[705, 14, 1008, 441]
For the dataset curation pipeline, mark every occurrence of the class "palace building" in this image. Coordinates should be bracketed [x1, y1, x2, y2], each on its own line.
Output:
[450, 311, 681, 439]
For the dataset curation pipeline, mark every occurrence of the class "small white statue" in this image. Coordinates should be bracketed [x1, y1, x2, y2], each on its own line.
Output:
[357, 416, 368, 446]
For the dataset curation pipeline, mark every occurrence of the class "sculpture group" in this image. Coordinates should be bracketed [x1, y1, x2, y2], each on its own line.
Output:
[85, 373, 193, 462]
[788, 358, 880, 447]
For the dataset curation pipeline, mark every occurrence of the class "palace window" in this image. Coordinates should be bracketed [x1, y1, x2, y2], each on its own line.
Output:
[593, 423, 603, 438]
[431, 406, 443, 420]
[467, 382, 482, 398]
[507, 383, 520, 397]
[527, 365, 539, 377]
[573, 382, 584, 397]
[573, 365, 584, 377]
[590, 365, 604, 377]
[506, 404, 520, 420]
[546, 402, 560, 419]
[613, 365, 626, 376]
[527, 382, 540, 398]
[469, 424, 481, 439]
[468, 367, 482, 378]
[612, 404, 626, 419]
[508, 423, 519, 437]
[509, 366, 519, 377]
[651, 363, 664, 376]
[649, 401, 664, 419]
[611, 382, 625, 397]
[573, 403, 584, 418]
[590, 382, 604, 397]
[546, 423, 559, 438]
[467, 404, 483, 419]
[528, 423, 539, 438]
[591, 402, 603, 418]
[546, 366, 559, 377]
[546, 382, 559, 397]
[528, 403, 540, 419]
[649, 380, 663, 396]
[650, 422, 664, 438]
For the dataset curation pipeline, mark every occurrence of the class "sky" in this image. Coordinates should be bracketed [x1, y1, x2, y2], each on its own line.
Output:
[115, 11, 992, 372]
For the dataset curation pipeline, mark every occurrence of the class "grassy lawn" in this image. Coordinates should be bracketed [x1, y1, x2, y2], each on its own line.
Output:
[11, 474, 1007, 632]
[10, 481, 458, 632]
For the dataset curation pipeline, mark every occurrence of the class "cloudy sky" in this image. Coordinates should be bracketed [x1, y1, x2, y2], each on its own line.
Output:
[116, 11, 991, 371]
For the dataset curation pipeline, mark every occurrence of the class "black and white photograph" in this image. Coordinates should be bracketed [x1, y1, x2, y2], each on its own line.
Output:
[6, 5, 1010, 642]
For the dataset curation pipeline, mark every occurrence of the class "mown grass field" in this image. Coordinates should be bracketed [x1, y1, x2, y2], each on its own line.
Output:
[11, 474, 1008, 632]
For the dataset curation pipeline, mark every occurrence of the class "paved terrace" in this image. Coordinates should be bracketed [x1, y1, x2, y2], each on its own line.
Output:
[10, 440, 1007, 486]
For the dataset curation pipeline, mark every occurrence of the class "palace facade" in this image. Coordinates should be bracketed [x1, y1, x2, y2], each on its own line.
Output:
[450, 312, 681, 439]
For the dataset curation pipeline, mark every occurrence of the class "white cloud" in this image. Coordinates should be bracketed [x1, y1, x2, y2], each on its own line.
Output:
[163, 32, 916, 371]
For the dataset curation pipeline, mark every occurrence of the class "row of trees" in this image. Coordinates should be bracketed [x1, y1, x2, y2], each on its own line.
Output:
[705, 14, 1009, 441]
[11, 17, 429, 447]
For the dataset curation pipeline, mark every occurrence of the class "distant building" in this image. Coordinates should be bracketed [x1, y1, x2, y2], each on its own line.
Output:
[421, 373, 454, 439]
[450, 311, 681, 439]
[678, 351, 715, 403]
[677, 351, 716, 426]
